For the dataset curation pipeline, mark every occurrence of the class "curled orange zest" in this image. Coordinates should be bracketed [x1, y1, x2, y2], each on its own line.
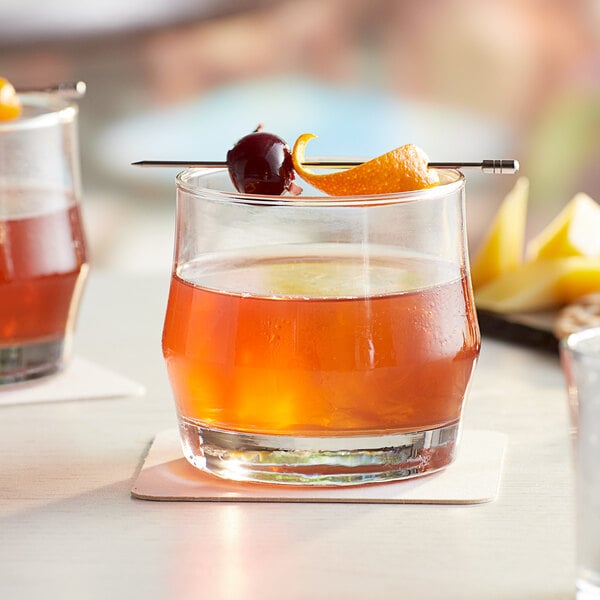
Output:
[0, 77, 22, 121]
[291, 133, 439, 196]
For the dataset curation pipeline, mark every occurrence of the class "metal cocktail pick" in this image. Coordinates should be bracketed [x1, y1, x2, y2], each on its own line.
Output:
[131, 159, 519, 174]
[18, 81, 87, 99]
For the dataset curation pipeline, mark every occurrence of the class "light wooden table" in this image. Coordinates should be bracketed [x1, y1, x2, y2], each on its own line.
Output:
[0, 271, 576, 600]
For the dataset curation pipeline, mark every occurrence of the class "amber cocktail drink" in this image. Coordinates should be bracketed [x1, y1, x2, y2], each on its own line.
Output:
[163, 169, 480, 484]
[0, 95, 88, 384]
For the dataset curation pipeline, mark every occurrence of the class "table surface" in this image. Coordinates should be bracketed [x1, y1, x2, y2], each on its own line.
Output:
[0, 271, 576, 600]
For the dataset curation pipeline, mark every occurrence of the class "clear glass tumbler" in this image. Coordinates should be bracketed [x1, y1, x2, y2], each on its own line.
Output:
[561, 327, 600, 598]
[0, 94, 88, 384]
[162, 168, 480, 485]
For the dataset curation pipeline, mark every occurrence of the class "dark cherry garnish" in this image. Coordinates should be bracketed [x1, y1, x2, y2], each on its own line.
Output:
[226, 131, 297, 195]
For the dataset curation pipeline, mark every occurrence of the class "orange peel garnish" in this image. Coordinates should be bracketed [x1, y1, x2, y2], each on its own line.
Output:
[0, 77, 22, 121]
[291, 133, 439, 196]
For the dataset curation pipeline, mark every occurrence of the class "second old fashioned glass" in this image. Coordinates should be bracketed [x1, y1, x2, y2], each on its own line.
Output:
[0, 94, 88, 385]
[162, 169, 481, 485]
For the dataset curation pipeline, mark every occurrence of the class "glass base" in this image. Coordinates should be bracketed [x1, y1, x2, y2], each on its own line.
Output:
[178, 416, 460, 486]
[0, 337, 66, 385]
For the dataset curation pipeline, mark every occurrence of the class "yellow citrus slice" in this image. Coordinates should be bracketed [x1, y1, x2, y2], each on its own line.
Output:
[474, 256, 600, 313]
[526, 192, 600, 261]
[470, 177, 529, 289]
[0, 77, 22, 121]
[291, 133, 439, 196]
[265, 259, 424, 297]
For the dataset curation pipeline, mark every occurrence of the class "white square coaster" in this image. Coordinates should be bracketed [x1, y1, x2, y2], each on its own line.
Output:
[0, 356, 145, 406]
[132, 429, 506, 504]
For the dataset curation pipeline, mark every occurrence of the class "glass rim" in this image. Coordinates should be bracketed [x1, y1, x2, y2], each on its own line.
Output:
[560, 326, 600, 357]
[176, 167, 465, 207]
[0, 94, 78, 133]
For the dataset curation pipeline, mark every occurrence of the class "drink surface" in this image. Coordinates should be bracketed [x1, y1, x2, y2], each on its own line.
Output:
[162, 246, 480, 436]
[0, 189, 87, 345]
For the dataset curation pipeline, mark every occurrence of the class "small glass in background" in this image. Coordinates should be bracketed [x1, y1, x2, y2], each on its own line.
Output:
[0, 93, 88, 385]
[560, 326, 600, 599]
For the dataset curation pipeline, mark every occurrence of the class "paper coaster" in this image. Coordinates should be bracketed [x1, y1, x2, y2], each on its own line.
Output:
[0, 356, 145, 406]
[132, 429, 506, 505]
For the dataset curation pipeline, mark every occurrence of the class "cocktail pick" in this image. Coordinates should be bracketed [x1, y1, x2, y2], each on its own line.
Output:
[131, 159, 519, 174]
[18, 81, 87, 99]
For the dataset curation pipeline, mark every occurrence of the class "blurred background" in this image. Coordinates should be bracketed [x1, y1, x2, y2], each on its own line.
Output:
[1, 0, 599, 273]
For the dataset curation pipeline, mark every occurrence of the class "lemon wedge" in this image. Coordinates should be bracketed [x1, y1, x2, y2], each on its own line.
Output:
[265, 259, 424, 297]
[526, 192, 600, 261]
[470, 177, 529, 289]
[475, 256, 600, 313]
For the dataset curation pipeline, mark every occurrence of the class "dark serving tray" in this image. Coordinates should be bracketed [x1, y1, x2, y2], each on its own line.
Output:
[477, 308, 559, 354]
